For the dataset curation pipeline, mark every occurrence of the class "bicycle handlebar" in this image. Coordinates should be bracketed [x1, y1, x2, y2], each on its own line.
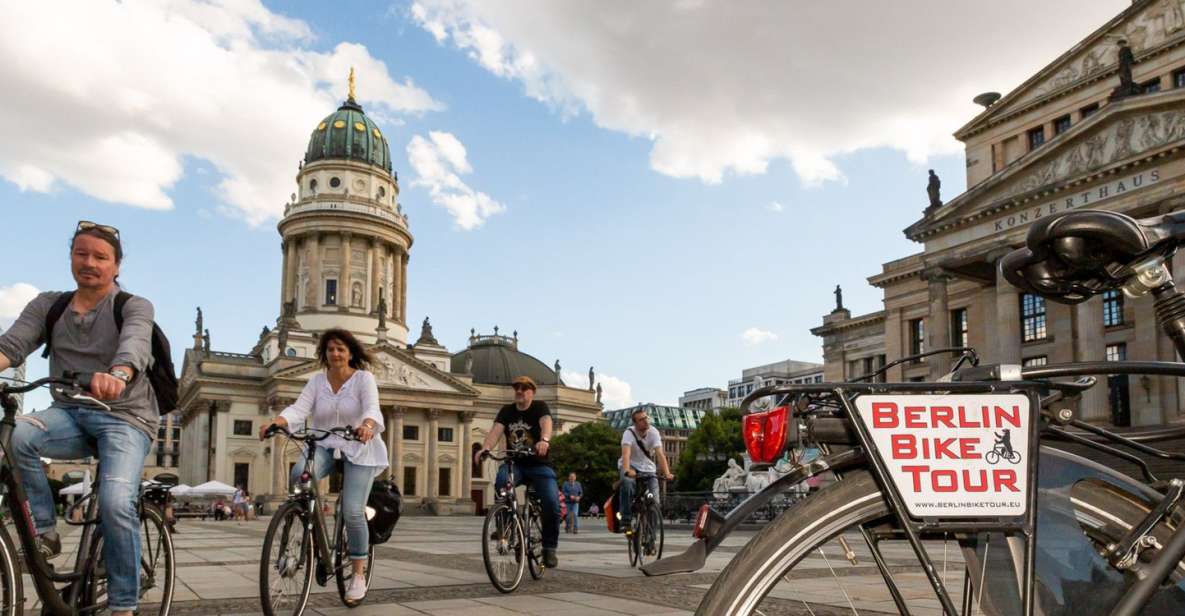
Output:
[264, 424, 359, 442]
[0, 372, 92, 395]
[481, 447, 536, 461]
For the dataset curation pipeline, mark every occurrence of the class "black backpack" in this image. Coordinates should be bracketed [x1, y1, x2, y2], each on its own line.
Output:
[41, 291, 179, 415]
[367, 479, 402, 545]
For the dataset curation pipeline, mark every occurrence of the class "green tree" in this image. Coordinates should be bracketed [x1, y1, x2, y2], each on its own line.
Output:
[549, 420, 622, 509]
[675, 407, 745, 492]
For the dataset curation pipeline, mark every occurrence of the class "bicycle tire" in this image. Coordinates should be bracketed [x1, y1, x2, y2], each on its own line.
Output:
[698, 470, 1185, 615]
[1008, 450, 1023, 464]
[639, 505, 663, 567]
[986, 450, 1001, 465]
[526, 502, 545, 580]
[83, 503, 176, 616]
[260, 501, 314, 616]
[482, 502, 525, 593]
[0, 524, 21, 616]
[627, 516, 639, 568]
[333, 507, 375, 607]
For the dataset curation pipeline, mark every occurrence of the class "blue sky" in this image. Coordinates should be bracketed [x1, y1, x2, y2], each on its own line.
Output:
[0, 0, 1127, 410]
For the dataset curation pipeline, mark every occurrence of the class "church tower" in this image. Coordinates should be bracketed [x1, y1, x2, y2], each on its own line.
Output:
[274, 70, 412, 350]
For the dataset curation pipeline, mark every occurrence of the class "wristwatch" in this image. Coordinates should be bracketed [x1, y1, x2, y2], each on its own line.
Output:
[109, 368, 132, 383]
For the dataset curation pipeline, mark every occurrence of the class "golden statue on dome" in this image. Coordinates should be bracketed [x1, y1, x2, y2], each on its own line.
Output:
[348, 67, 356, 102]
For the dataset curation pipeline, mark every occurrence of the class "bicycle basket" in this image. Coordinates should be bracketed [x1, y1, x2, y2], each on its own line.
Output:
[366, 479, 402, 545]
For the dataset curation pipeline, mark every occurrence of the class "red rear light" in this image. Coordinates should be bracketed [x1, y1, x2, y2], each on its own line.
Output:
[692, 504, 711, 539]
[743, 405, 790, 464]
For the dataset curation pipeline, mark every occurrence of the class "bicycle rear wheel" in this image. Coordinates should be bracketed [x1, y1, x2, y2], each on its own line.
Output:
[482, 502, 525, 593]
[526, 502, 545, 580]
[84, 503, 176, 615]
[260, 501, 314, 616]
[333, 507, 375, 607]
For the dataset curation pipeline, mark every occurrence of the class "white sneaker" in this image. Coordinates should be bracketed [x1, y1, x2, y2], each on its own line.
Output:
[345, 574, 367, 602]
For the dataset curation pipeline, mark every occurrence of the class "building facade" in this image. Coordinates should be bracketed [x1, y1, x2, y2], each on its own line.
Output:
[678, 387, 727, 413]
[725, 359, 823, 408]
[814, 0, 1185, 428]
[177, 82, 602, 513]
[604, 403, 706, 463]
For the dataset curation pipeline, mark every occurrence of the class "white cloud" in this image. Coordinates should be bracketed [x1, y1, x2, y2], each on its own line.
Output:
[0, 283, 41, 328]
[0, 0, 442, 225]
[767, 201, 784, 213]
[407, 131, 505, 229]
[741, 327, 778, 346]
[563, 369, 633, 409]
[410, 0, 1126, 185]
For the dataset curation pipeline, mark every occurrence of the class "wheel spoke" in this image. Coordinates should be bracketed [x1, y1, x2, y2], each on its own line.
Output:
[817, 545, 860, 615]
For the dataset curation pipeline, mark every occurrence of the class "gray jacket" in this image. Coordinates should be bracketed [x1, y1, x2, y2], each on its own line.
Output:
[0, 287, 159, 437]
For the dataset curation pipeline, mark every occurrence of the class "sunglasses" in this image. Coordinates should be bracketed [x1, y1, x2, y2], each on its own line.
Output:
[76, 220, 121, 240]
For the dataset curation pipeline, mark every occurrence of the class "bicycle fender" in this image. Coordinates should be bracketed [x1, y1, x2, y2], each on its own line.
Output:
[641, 448, 865, 576]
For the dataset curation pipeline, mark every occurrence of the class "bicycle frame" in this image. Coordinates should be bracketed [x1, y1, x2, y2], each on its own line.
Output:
[281, 435, 341, 586]
[0, 393, 105, 616]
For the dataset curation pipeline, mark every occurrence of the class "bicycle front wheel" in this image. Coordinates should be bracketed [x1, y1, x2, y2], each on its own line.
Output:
[333, 508, 375, 607]
[482, 502, 525, 593]
[84, 503, 176, 615]
[0, 524, 21, 616]
[260, 501, 314, 616]
[638, 505, 663, 567]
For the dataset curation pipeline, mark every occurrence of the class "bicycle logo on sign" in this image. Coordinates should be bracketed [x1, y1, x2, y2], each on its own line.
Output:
[985, 429, 1022, 465]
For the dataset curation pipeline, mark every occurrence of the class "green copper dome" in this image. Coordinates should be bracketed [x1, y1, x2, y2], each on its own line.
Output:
[304, 99, 393, 174]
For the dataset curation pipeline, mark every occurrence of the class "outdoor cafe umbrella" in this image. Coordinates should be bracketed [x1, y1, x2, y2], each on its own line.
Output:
[168, 483, 192, 497]
[188, 480, 237, 497]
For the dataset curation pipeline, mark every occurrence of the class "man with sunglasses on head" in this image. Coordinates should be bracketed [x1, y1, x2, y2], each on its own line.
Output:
[475, 375, 561, 568]
[0, 222, 158, 616]
[618, 408, 675, 534]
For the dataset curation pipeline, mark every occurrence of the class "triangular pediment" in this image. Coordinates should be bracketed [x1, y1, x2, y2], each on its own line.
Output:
[272, 343, 479, 396]
[958, 1, 1185, 138]
[912, 92, 1185, 241]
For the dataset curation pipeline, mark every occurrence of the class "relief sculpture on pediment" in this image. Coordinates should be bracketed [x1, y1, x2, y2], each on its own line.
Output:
[1005, 109, 1185, 200]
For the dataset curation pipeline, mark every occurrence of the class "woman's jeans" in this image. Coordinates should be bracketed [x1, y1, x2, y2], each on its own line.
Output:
[12, 405, 151, 612]
[291, 447, 379, 560]
[494, 463, 560, 549]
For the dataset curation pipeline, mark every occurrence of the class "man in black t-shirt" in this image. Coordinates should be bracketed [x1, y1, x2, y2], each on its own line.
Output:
[475, 375, 561, 567]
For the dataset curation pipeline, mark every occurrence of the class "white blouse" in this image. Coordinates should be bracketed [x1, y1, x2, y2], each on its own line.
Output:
[280, 370, 389, 468]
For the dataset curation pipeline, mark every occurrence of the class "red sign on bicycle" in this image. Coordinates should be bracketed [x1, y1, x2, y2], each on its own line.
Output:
[854, 394, 1031, 518]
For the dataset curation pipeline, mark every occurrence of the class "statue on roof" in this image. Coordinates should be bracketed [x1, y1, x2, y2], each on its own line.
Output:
[464, 353, 474, 374]
[833, 285, 844, 312]
[1111, 39, 1140, 100]
[202, 329, 211, 354]
[195, 306, 203, 336]
[588, 366, 595, 392]
[260, 325, 270, 339]
[376, 289, 387, 329]
[596, 382, 603, 404]
[348, 66, 357, 102]
[926, 169, 942, 211]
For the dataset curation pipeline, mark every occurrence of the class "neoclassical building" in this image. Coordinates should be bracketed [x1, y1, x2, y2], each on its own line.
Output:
[178, 79, 602, 513]
[815, 0, 1185, 428]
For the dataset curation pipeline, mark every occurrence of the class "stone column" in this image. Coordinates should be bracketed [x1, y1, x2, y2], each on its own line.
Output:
[279, 240, 290, 309]
[924, 269, 952, 380]
[400, 252, 409, 326]
[285, 238, 298, 305]
[390, 408, 405, 492]
[460, 411, 475, 503]
[391, 247, 401, 323]
[369, 239, 382, 314]
[427, 409, 440, 500]
[1073, 297, 1108, 422]
[995, 260, 1022, 364]
[307, 233, 321, 309]
[341, 231, 352, 309]
[883, 309, 903, 381]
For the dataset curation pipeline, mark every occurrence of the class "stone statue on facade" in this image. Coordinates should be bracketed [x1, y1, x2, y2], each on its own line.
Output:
[260, 325, 270, 339]
[277, 325, 289, 354]
[283, 300, 295, 319]
[195, 307, 203, 336]
[202, 329, 211, 354]
[464, 353, 474, 374]
[554, 359, 562, 375]
[376, 289, 387, 329]
[833, 284, 844, 312]
[588, 366, 595, 392]
[418, 316, 439, 345]
[351, 283, 363, 307]
[1111, 39, 1140, 100]
[926, 169, 942, 211]
[596, 382, 603, 404]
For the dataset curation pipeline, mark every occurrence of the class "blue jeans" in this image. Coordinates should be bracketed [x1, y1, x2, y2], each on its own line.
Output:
[565, 501, 580, 531]
[12, 405, 151, 612]
[291, 447, 379, 560]
[619, 469, 659, 522]
[494, 464, 560, 549]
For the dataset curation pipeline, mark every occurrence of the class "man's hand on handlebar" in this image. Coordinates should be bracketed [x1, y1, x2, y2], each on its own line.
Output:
[663, 472, 675, 482]
[626, 468, 636, 479]
[474, 448, 490, 466]
[89, 371, 126, 401]
[354, 420, 377, 444]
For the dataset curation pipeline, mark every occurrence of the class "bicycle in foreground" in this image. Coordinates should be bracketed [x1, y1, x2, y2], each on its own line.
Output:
[644, 209, 1185, 615]
[480, 448, 546, 593]
[625, 474, 665, 569]
[259, 425, 375, 616]
[0, 373, 175, 616]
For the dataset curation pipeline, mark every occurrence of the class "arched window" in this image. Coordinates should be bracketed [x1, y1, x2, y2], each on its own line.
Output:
[471, 443, 484, 478]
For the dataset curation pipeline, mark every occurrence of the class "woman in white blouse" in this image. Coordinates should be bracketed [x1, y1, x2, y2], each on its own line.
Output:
[260, 328, 387, 602]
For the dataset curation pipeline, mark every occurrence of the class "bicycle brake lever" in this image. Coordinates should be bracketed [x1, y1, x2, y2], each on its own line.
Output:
[58, 389, 112, 412]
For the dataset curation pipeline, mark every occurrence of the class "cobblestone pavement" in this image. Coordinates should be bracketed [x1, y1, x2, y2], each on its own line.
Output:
[31, 515, 967, 615]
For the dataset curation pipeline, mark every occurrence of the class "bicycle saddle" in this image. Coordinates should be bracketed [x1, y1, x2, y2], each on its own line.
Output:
[999, 210, 1185, 304]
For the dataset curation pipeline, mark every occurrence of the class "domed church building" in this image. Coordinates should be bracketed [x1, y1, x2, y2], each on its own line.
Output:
[177, 74, 603, 513]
